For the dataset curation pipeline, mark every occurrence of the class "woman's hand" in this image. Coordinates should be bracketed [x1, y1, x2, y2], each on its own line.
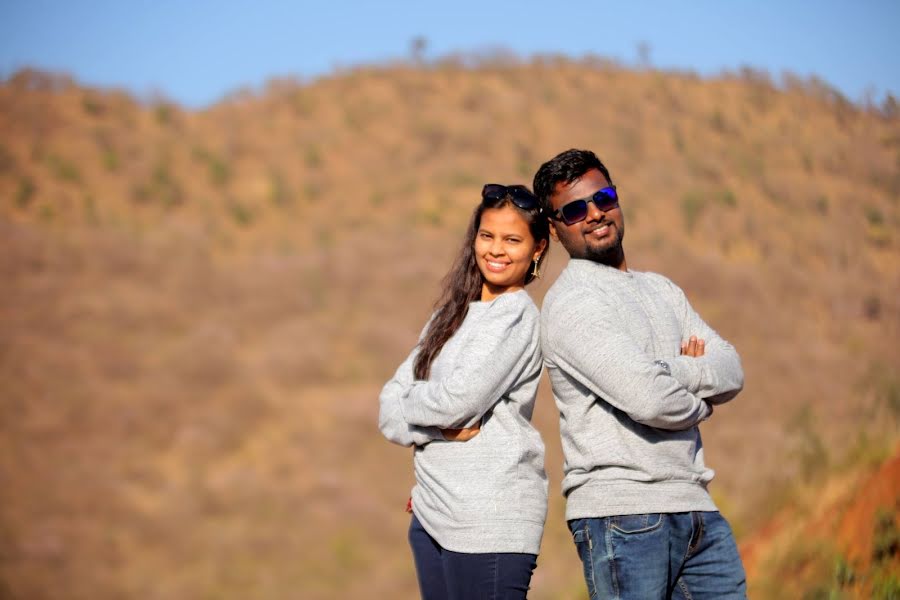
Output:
[681, 336, 706, 357]
[441, 422, 481, 442]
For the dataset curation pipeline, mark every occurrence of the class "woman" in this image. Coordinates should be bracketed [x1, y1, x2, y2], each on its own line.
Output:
[378, 184, 550, 599]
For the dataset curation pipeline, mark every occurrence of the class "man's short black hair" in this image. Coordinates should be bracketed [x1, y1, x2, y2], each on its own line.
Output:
[533, 149, 614, 215]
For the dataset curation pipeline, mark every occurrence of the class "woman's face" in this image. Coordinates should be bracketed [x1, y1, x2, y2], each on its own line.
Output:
[474, 205, 547, 301]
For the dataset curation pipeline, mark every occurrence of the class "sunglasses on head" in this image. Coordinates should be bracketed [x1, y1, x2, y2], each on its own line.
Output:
[482, 184, 540, 212]
[551, 186, 619, 225]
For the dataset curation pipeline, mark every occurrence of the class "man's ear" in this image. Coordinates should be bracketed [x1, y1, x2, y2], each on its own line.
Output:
[549, 220, 560, 242]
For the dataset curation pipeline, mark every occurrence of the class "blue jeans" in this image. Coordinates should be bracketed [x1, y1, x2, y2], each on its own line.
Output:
[568, 511, 746, 600]
[408, 515, 537, 600]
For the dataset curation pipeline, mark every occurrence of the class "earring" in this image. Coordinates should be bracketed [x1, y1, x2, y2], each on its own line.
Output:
[531, 257, 541, 279]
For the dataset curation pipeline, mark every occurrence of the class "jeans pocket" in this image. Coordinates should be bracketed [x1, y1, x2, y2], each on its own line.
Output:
[569, 520, 598, 599]
[609, 512, 664, 535]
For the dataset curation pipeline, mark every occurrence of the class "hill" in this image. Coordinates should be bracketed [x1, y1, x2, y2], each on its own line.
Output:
[1, 58, 898, 598]
[742, 445, 900, 598]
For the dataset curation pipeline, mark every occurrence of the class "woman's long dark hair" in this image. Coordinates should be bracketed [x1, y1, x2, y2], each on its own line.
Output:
[413, 191, 549, 380]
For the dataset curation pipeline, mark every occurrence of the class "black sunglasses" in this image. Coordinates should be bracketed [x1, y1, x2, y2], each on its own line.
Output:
[482, 184, 540, 212]
[551, 186, 619, 225]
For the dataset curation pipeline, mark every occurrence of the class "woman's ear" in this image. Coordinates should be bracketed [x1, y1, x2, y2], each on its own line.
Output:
[534, 238, 548, 260]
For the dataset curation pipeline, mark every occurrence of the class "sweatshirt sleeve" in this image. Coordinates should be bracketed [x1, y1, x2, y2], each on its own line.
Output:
[399, 294, 538, 429]
[662, 279, 744, 405]
[378, 322, 445, 447]
[546, 290, 710, 430]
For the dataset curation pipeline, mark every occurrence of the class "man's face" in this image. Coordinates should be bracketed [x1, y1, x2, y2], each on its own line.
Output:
[548, 168, 625, 266]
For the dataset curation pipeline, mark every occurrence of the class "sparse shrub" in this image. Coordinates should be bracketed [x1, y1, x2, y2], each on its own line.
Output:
[801, 150, 814, 173]
[304, 181, 321, 203]
[45, 154, 81, 183]
[881, 94, 899, 119]
[833, 555, 855, 587]
[863, 295, 882, 321]
[16, 177, 36, 208]
[305, 145, 322, 168]
[0, 144, 15, 173]
[103, 148, 119, 172]
[736, 150, 764, 180]
[82, 194, 99, 224]
[788, 405, 829, 482]
[671, 126, 685, 153]
[154, 102, 175, 126]
[865, 206, 885, 226]
[38, 204, 54, 222]
[740, 66, 774, 88]
[814, 195, 829, 215]
[872, 570, 900, 600]
[369, 191, 384, 207]
[228, 200, 254, 227]
[844, 429, 892, 470]
[756, 539, 840, 599]
[540, 84, 557, 104]
[316, 229, 333, 249]
[151, 163, 183, 207]
[193, 147, 231, 187]
[516, 158, 531, 178]
[9, 68, 74, 91]
[292, 91, 315, 117]
[208, 156, 230, 187]
[447, 171, 479, 188]
[331, 530, 367, 568]
[681, 192, 706, 233]
[419, 205, 442, 227]
[131, 182, 150, 203]
[873, 507, 900, 564]
[82, 95, 104, 116]
[718, 189, 737, 208]
[132, 163, 183, 206]
[710, 110, 727, 133]
[268, 171, 290, 207]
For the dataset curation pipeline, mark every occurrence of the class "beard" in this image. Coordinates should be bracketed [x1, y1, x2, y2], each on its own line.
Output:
[578, 222, 625, 267]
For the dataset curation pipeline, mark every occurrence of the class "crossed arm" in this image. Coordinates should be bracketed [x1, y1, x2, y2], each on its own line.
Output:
[379, 298, 534, 446]
[664, 280, 744, 405]
[547, 294, 713, 431]
[398, 305, 535, 429]
[378, 345, 447, 447]
[547, 284, 743, 430]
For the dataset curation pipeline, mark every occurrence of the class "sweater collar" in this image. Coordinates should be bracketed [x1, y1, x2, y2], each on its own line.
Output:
[567, 258, 634, 279]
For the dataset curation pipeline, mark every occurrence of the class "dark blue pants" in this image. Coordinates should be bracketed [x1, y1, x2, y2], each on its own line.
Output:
[408, 515, 538, 600]
[568, 511, 746, 599]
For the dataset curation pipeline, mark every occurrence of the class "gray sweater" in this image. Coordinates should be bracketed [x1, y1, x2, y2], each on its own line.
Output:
[379, 290, 548, 554]
[541, 259, 743, 520]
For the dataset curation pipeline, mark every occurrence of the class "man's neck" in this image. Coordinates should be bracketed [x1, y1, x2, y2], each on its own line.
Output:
[583, 247, 627, 271]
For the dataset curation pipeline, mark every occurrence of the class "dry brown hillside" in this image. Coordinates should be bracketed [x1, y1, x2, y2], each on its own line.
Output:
[1, 58, 899, 598]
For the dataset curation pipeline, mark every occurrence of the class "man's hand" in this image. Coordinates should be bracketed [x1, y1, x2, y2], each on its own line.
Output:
[681, 336, 705, 358]
[441, 422, 481, 442]
[680, 336, 714, 420]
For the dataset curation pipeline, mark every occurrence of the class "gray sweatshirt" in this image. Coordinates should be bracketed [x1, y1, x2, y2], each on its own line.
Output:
[379, 290, 548, 554]
[541, 259, 743, 520]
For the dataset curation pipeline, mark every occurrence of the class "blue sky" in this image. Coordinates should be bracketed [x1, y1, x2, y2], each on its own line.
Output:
[1, 1, 898, 108]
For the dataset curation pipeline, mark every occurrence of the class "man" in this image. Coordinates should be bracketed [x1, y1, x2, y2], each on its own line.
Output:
[533, 149, 746, 599]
